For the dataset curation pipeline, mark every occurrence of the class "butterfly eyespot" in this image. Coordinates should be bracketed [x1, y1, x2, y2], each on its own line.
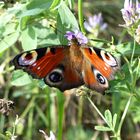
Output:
[18, 51, 37, 66]
[92, 68, 108, 87]
[100, 50, 117, 67]
[44, 68, 64, 86]
[49, 72, 63, 83]
[96, 73, 106, 84]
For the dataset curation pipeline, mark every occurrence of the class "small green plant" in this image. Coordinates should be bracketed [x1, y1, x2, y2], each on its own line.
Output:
[87, 96, 132, 140]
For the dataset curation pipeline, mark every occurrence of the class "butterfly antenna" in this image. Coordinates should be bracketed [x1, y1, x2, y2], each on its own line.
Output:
[49, 24, 65, 35]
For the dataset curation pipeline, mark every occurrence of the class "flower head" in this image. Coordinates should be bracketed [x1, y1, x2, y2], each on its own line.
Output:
[121, 0, 140, 26]
[84, 13, 107, 37]
[65, 30, 88, 45]
[120, 0, 140, 44]
[136, 0, 140, 13]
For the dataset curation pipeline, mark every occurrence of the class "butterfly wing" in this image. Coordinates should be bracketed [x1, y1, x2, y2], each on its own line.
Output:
[13, 47, 65, 78]
[81, 47, 119, 92]
[12, 46, 83, 91]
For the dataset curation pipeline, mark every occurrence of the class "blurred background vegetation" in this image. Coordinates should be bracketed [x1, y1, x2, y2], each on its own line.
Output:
[0, 0, 140, 140]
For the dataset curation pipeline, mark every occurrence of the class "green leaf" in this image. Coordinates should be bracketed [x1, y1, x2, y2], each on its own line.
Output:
[35, 27, 60, 46]
[132, 58, 140, 81]
[50, 0, 62, 10]
[38, 80, 47, 89]
[11, 70, 32, 86]
[27, 0, 52, 10]
[112, 91, 121, 122]
[7, 3, 26, 16]
[116, 43, 140, 56]
[67, 0, 74, 9]
[58, 1, 79, 31]
[21, 26, 37, 51]
[20, 16, 30, 30]
[0, 32, 19, 53]
[2, 23, 17, 36]
[57, 1, 79, 44]
[0, 13, 14, 26]
[35, 105, 48, 126]
[113, 114, 117, 129]
[104, 110, 113, 128]
[95, 126, 112, 131]
[57, 14, 68, 45]
[19, 0, 52, 17]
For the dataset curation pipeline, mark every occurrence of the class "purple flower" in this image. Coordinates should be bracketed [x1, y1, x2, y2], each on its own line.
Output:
[84, 13, 107, 36]
[120, 0, 140, 44]
[121, 0, 140, 26]
[65, 30, 88, 45]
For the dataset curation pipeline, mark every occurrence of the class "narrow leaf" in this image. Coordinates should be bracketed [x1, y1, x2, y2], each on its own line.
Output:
[104, 110, 113, 128]
[95, 126, 112, 131]
[20, 16, 30, 30]
[113, 114, 117, 129]
[50, 0, 61, 10]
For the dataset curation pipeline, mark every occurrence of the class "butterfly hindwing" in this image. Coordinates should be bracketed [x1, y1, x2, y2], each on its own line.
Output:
[44, 59, 84, 91]
[82, 58, 109, 92]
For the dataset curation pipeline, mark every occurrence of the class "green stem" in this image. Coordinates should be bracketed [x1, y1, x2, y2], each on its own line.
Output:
[117, 96, 132, 138]
[78, 0, 86, 34]
[87, 96, 108, 125]
[133, 58, 140, 87]
[57, 91, 65, 140]
[78, 97, 83, 125]
[45, 88, 51, 131]
[0, 60, 11, 132]
[123, 55, 133, 80]
[27, 108, 33, 140]
[130, 40, 136, 64]
[20, 96, 35, 119]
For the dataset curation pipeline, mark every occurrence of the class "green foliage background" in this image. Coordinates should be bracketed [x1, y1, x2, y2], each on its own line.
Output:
[0, 0, 140, 140]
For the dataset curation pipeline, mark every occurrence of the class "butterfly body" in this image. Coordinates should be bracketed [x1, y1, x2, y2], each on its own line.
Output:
[12, 31, 119, 93]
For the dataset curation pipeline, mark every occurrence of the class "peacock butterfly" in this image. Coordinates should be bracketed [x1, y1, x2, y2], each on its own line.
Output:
[12, 30, 119, 92]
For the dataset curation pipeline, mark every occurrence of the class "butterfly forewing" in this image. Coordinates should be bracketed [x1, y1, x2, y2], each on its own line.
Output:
[12, 47, 64, 78]
[82, 47, 119, 79]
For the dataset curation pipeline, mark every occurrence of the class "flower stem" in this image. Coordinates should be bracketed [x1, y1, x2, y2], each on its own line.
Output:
[78, 97, 83, 124]
[20, 96, 35, 119]
[78, 0, 86, 34]
[87, 96, 108, 125]
[117, 96, 132, 137]
[130, 39, 136, 64]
